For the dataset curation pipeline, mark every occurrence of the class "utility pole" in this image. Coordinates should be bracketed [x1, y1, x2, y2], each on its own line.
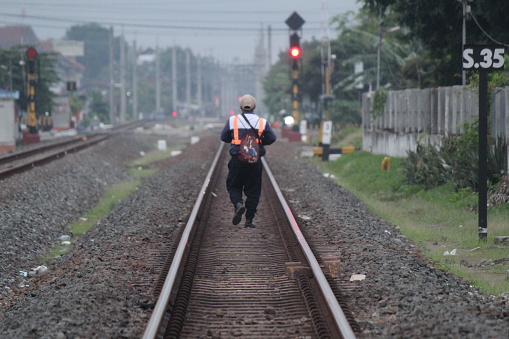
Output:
[268, 25, 272, 66]
[120, 32, 126, 123]
[376, 9, 382, 90]
[186, 49, 191, 113]
[460, 0, 472, 86]
[197, 55, 202, 116]
[155, 45, 161, 114]
[320, 1, 334, 159]
[172, 45, 177, 114]
[109, 27, 115, 125]
[132, 40, 138, 119]
[376, 10, 399, 90]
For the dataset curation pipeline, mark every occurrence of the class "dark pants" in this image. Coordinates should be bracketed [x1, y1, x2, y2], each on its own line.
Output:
[226, 156, 263, 220]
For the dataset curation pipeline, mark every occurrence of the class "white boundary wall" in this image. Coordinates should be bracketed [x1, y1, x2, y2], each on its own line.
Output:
[362, 86, 509, 164]
[0, 98, 16, 149]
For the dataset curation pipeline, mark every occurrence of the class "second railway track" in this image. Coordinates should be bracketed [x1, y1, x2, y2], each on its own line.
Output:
[0, 120, 148, 179]
[144, 142, 358, 338]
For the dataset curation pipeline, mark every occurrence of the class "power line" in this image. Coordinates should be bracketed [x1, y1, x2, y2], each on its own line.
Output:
[3, 0, 350, 16]
[0, 12, 327, 33]
[469, 11, 509, 47]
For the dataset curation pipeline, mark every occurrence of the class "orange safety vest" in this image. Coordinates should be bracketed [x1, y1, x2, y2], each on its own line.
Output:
[232, 115, 264, 145]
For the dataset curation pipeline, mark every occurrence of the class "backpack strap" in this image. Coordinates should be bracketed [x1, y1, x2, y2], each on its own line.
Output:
[257, 118, 264, 138]
[231, 114, 265, 145]
[240, 113, 265, 142]
[232, 115, 241, 145]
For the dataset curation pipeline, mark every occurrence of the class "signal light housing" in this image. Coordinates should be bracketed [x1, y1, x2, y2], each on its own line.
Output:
[289, 33, 301, 59]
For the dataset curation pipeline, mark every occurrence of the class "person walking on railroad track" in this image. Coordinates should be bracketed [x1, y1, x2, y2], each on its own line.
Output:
[220, 94, 277, 228]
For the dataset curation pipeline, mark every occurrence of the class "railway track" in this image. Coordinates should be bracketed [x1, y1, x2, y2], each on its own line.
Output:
[0, 121, 147, 180]
[143, 142, 358, 338]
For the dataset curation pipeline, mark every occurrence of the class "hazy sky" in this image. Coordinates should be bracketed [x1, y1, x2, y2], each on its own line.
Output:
[1, 0, 362, 64]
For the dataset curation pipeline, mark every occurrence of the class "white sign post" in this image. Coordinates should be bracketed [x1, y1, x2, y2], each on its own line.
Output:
[322, 121, 332, 161]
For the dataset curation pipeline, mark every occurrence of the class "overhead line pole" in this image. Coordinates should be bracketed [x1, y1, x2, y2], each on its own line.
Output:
[120, 32, 126, 123]
[172, 45, 177, 115]
[109, 26, 116, 125]
[132, 39, 139, 120]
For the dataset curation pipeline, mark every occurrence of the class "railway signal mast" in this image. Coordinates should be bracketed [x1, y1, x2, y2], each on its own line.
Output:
[285, 12, 305, 127]
[23, 47, 41, 145]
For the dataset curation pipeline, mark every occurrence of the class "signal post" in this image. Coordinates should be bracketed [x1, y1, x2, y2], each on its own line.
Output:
[23, 47, 40, 145]
[285, 12, 304, 128]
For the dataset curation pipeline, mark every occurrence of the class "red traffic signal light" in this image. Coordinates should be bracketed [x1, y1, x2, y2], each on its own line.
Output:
[290, 46, 301, 58]
[289, 32, 301, 59]
[26, 47, 38, 60]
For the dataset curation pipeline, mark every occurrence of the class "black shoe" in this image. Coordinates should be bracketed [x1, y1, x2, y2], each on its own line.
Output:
[232, 202, 245, 225]
[244, 219, 256, 228]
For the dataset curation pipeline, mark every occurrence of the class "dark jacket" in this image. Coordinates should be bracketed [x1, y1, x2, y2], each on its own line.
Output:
[220, 112, 277, 157]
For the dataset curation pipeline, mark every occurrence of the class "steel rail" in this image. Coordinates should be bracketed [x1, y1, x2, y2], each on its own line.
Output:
[0, 136, 87, 166]
[0, 121, 149, 180]
[143, 146, 356, 338]
[142, 141, 225, 339]
[0, 120, 145, 166]
[262, 156, 357, 339]
[0, 135, 109, 180]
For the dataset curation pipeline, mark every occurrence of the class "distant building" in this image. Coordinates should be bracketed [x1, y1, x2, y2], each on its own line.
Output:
[40, 39, 85, 130]
[0, 88, 20, 152]
[40, 39, 85, 95]
[0, 24, 39, 49]
[138, 48, 156, 64]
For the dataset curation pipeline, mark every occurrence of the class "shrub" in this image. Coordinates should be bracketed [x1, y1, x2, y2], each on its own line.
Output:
[403, 142, 449, 189]
[404, 120, 508, 191]
[440, 121, 479, 191]
[488, 135, 508, 185]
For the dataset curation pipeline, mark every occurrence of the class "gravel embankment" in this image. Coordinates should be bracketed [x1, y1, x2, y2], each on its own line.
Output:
[0, 127, 508, 338]
[267, 141, 509, 338]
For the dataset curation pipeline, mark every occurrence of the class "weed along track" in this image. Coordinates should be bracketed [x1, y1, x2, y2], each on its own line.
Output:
[144, 143, 357, 338]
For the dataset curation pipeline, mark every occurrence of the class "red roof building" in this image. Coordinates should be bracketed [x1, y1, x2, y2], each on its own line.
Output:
[0, 24, 39, 49]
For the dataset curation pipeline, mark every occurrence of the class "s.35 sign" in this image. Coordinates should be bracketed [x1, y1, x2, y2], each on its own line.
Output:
[463, 45, 505, 70]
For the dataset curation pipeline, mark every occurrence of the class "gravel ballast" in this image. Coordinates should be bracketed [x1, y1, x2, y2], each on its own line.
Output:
[0, 128, 508, 338]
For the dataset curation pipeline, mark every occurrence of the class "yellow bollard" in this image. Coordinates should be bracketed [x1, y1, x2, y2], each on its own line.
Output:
[381, 157, 390, 171]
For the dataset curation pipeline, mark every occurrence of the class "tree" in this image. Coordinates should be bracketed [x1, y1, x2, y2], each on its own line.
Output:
[65, 23, 114, 82]
[263, 58, 291, 117]
[360, 0, 509, 85]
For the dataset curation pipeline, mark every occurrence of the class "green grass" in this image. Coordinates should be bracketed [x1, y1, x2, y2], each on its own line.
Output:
[70, 180, 140, 236]
[44, 180, 141, 261]
[319, 148, 509, 296]
[332, 124, 363, 148]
